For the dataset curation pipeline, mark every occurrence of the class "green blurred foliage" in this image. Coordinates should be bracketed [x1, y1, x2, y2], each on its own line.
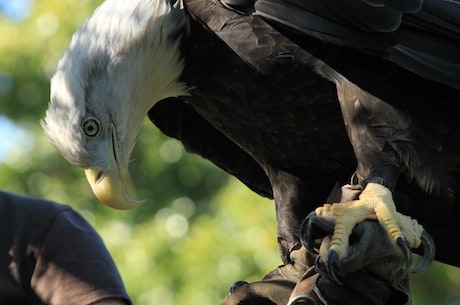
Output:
[0, 1, 459, 304]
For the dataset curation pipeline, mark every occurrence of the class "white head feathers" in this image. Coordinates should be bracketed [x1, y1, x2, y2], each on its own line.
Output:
[42, 0, 190, 167]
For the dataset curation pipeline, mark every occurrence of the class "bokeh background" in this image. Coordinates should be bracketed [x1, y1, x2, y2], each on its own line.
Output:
[0, 0, 459, 304]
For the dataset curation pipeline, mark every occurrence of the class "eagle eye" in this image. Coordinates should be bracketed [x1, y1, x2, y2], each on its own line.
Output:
[82, 117, 100, 137]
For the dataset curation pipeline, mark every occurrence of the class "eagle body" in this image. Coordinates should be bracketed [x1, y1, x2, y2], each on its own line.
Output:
[43, 0, 460, 267]
[152, 0, 460, 265]
[152, 12, 359, 257]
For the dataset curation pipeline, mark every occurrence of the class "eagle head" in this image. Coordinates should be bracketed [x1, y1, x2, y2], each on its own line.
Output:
[42, 0, 190, 210]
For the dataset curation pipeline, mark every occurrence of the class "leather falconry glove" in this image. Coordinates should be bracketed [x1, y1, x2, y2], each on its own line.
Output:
[221, 211, 411, 305]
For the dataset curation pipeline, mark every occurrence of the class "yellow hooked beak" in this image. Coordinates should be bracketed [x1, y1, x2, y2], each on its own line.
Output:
[84, 125, 145, 210]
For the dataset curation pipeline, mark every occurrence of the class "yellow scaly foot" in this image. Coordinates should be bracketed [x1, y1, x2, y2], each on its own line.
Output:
[301, 182, 435, 283]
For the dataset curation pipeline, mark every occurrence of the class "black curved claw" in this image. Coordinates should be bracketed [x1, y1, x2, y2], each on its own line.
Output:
[396, 236, 412, 267]
[326, 249, 343, 285]
[300, 211, 319, 254]
[228, 280, 248, 294]
[412, 230, 436, 273]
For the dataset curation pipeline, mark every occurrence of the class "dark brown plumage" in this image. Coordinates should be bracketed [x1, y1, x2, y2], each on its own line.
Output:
[149, 0, 460, 267]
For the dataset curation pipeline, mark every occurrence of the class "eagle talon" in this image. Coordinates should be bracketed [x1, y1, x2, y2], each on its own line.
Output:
[326, 249, 343, 285]
[412, 230, 435, 273]
[396, 236, 412, 267]
[300, 211, 319, 254]
[228, 280, 248, 294]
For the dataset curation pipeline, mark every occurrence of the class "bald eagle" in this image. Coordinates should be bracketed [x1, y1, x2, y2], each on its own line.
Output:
[42, 0, 460, 275]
